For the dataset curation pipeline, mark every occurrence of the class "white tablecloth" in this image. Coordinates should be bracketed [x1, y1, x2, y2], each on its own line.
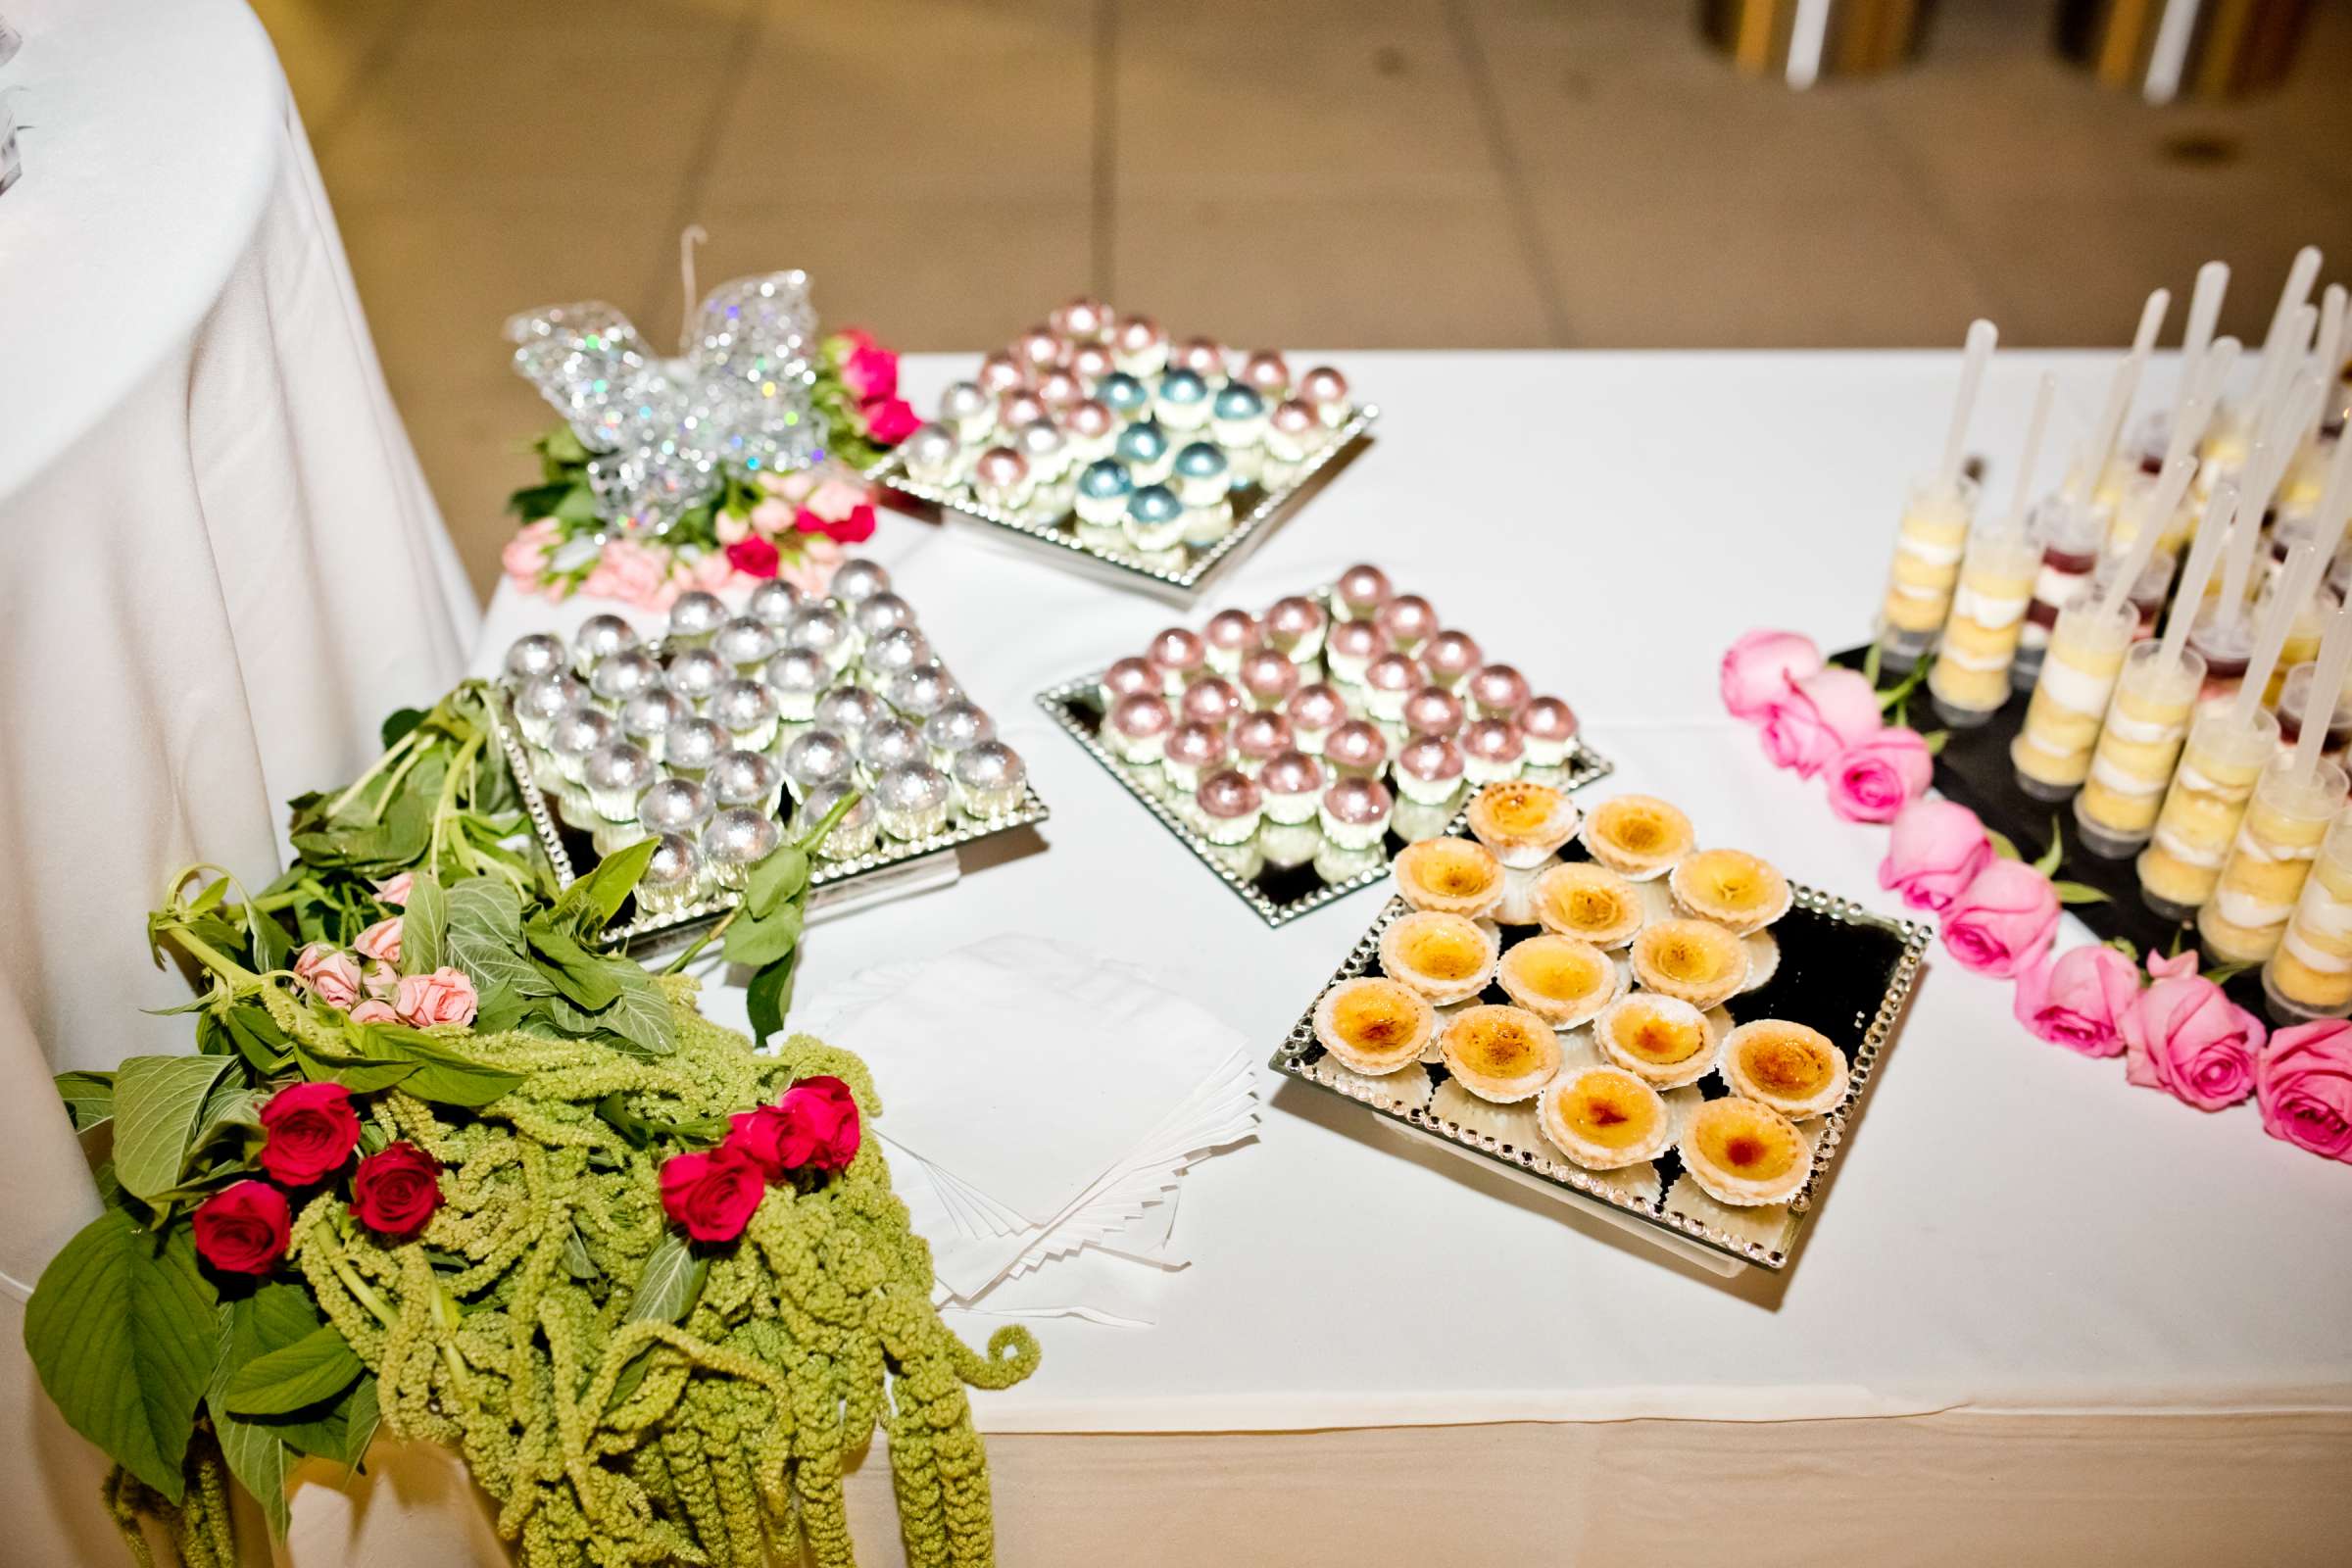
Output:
[0, 3, 475, 1559]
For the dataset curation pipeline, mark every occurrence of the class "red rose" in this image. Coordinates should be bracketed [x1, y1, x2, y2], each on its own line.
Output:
[659, 1145, 765, 1243]
[257, 1081, 363, 1186]
[841, 343, 900, 402]
[727, 1104, 816, 1180]
[192, 1181, 290, 1275]
[349, 1142, 444, 1241]
[781, 1075, 860, 1172]
[725, 535, 781, 578]
[858, 396, 920, 446]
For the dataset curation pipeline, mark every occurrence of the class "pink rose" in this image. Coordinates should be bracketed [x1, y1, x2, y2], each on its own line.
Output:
[373, 872, 414, 906]
[1827, 726, 1935, 823]
[1720, 630, 1825, 720]
[1759, 667, 1882, 777]
[501, 518, 562, 589]
[766, 467, 818, 505]
[394, 966, 478, 1029]
[2012, 944, 2141, 1057]
[841, 344, 900, 402]
[2124, 965, 2263, 1111]
[659, 1145, 765, 1243]
[859, 395, 921, 446]
[747, 497, 793, 536]
[780, 535, 841, 598]
[726, 536, 780, 579]
[799, 502, 877, 545]
[802, 473, 870, 522]
[1941, 858, 2059, 978]
[2255, 1020, 2352, 1162]
[363, 962, 398, 1003]
[353, 916, 403, 967]
[257, 1082, 362, 1186]
[1878, 799, 1993, 913]
[582, 539, 673, 610]
[292, 943, 364, 1010]
[350, 1000, 398, 1025]
[714, 507, 752, 545]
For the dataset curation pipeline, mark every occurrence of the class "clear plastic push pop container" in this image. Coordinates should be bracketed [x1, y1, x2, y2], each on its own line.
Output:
[2013, 497, 2104, 687]
[2011, 595, 2136, 801]
[1875, 475, 1978, 667]
[2108, 459, 2198, 560]
[2139, 707, 2281, 919]
[2196, 755, 2349, 964]
[2277, 662, 2352, 763]
[2264, 808, 2352, 1021]
[2186, 601, 2256, 705]
[1928, 526, 2038, 725]
[2073, 642, 2207, 858]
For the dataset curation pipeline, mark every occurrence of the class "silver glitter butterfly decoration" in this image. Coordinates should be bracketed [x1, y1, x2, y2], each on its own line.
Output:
[505, 270, 823, 538]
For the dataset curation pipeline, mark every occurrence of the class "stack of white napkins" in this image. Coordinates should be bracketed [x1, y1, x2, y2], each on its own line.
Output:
[799, 935, 1258, 1327]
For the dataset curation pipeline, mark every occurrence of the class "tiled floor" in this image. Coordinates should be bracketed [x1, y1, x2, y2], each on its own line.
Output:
[252, 0, 2352, 595]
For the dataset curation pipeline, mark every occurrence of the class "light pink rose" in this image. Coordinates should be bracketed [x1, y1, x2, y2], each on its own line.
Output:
[363, 962, 398, 1003]
[1940, 858, 2059, 978]
[715, 507, 754, 545]
[780, 534, 843, 597]
[1827, 726, 1935, 823]
[766, 467, 819, 505]
[2255, 1020, 2352, 1162]
[353, 916, 404, 967]
[692, 549, 734, 592]
[349, 1000, 398, 1026]
[1759, 667, 1882, 777]
[1719, 630, 1825, 720]
[2012, 944, 2141, 1057]
[582, 539, 673, 610]
[1878, 799, 1993, 913]
[373, 872, 414, 906]
[292, 944, 364, 1010]
[2124, 961, 2263, 1111]
[804, 473, 870, 523]
[750, 497, 794, 535]
[501, 518, 562, 589]
[394, 966, 478, 1029]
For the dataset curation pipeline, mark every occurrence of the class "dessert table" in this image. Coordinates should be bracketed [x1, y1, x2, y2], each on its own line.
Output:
[330, 350, 2348, 1568]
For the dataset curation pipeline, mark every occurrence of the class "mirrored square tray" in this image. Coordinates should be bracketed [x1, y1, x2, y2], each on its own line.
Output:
[488, 675, 1049, 956]
[873, 405, 1377, 604]
[1269, 848, 1928, 1272]
[1038, 674, 1612, 927]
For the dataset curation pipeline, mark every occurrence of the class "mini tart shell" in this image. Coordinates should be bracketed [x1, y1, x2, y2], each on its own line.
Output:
[1580, 794, 1696, 880]
[1539, 1065, 1672, 1170]
[1669, 848, 1793, 936]
[1312, 976, 1437, 1076]
[1678, 1096, 1812, 1207]
[1592, 993, 1720, 1090]
[1496, 934, 1624, 1028]
[1464, 780, 1582, 869]
[1378, 911, 1500, 1005]
[1439, 1004, 1563, 1102]
[1392, 837, 1506, 918]
[1720, 1019, 1850, 1119]
[1532, 862, 1645, 950]
[1629, 918, 1751, 1010]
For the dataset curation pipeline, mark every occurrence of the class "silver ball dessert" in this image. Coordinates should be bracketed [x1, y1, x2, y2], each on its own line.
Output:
[802, 783, 879, 860]
[504, 632, 566, 683]
[638, 832, 703, 913]
[620, 687, 690, 759]
[703, 808, 782, 892]
[582, 741, 656, 821]
[873, 760, 952, 841]
[782, 727, 857, 797]
[900, 421, 961, 485]
[665, 591, 730, 647]
[747, 577, 805, 629]
[786, 603, 855, 667]
[813, 684, 889, 740]
[861, 624, 931, 680]
[883, 660, 956, 719]
[709, 678, 780, 751]
[637, 776, 713, 838]
[938, 381, 993, 441]
[712, 615, 778, 673]
[572, 613, 638, 673]
[590, 648, 663, 705]
[761, 647, 829, 720]
[666, 646, 731, 707]
[662, 716, 728, 779]
[828, 559, 892, 605]
[710, 748, 783, 813]
[852, 591, 918, 641]
[548, 706, 617, 783]
[952, 740, 1027, 817]
[514, 670, 586, 745]
[923, 699, 995, 760]
[858, 716, 925, 773]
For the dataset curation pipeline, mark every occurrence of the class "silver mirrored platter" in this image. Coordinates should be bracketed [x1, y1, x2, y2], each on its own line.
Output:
[1038, 672, 1613, 927]
[1271, 873, 1928, 1270]
[874, 406, 1377, 604]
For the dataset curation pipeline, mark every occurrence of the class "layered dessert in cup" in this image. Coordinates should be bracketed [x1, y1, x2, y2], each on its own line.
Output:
[2195, 755, 2349, 963]
[2011, 595, 2135, 801]
[2073, 643, 2207, 857]
[1928, 524, 2039, 725]
[2276, 661, 2352, 763]
[2262, 806, 2352, 1021]
[1875, 475, 1977, 668]
[2012, 497, 2104, 687]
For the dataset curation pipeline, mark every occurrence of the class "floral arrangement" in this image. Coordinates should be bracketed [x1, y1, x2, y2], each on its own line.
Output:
[503, 329, 919, 612]
[27, 684, 1034, 1567]
[1722, 628, 2352, 1166]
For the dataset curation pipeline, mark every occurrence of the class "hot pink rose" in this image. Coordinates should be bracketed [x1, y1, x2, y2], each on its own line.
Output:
[1759, 667, 1882, 777]
[2255, 1020, 2352, 1162]
[1878, 799, 1993, 913]
[859, 395, 921, 446]
[1941, 858, 2059, 978]
[659, 1145, 765, 1243]
[349, 1000, 398, 1025]
[353, 916, 403, 967]
[797, 502, 877, 545]
[501, 518, 562, 588]
[841, 344, 900, 402]
[257, 1082, 361, 1186]
[726, 535, 780, 579]
[1719, 630, 1825, 720]
[2012, 944, 2141, 1057]
[394, 966, 478, 1029]
[292, 943, 364, 1009]
[1827, 726, 1935, 823]
[373, 872, 415, 906]
[747, 497, 793, 536]
[2124, 964, 2263, 1111]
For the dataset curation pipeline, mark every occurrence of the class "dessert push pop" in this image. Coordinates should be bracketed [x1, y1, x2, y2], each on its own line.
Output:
[2011, 454, 2197, 802]
[2180, 261, 2231, 394]
[1876, 318, 1995, 667]
[2113, 336, 2238, 557]
[2188, 403, 2311, 704]
[1931, 372, 2055, 726]
[2263, 807, 2352, 1021]
[2074, 479, 2235, 856]
[2077, 287, 2174, 519]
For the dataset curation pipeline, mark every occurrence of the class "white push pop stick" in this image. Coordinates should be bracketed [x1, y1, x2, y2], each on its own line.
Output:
[2232, 541, 2331, 732]
[2181, 261, 2230, 390]
[2158, 479, 2237, 679]
[1936, 319, 1998, 494]
[2307, 285, 2349, 447]
[2069, 289, 2172, 502]
[2095, 454, 2199, 623]
[2249, 304, 2318, 438]
[2291, 592, 2352, 782]
[2164, 335, 2241, 470]
[1998, 373, 2058, 537]
[2261, 247, 2324, 366]
[2212, 378, 2319, 625]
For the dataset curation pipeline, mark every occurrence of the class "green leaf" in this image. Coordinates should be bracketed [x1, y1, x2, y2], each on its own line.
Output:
[261, 1373, 378, 1466]
[722, 904, 804, 971]
[595, 1093, 727, 1151]
[562, 1226, 602, 1282]
[55, 1069, 115, 1134]
[209, 1282, 324, 1537]
[624, 1234, 708, 1326]
[401, 872, 447, 976]
[220, 1003, 292, 1075]
[114, 1055, 236, 1201]
[293, 1037, 418, 1095]
[1861, 642, 1884, 687]
[2104, 935, 2141, 959]
[212, 1410, 292, 1538]
[506, 479, 576, 520]
[552, 838, 659, 938]
[2031, 817, 2065, 877]
[746, 846, 808, 920]
[1922, 728, 1949, 757]
[1985, 828, 2021, 861]
[25, 1212, 219, 1501]
[544, 425, 592, 466]
[446, 877, 546, 999]
[222, 1326, 364, 1416]
[746, 949, 799, 1051]
[2202, 960, 2253, 986]
[525, 919, 624, 1010]
[190, 1082, 265, 1157]
[2051, 880, 2110, 906]
[346, 1026, 522, 1108]
[378, 708, 428, 751]
[593, 964, 676, 1055]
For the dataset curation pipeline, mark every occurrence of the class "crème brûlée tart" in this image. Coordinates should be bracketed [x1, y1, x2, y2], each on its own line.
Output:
[1579, 794, 1695, 880]
[1668, 848, 1791, 936]
[1531, 861, 1644, 950]
[1312, 976, 1437, 1075]
[1719, 1019, 1849, 1118]
[1392, 836, 1506, 918]
[1496, 934, 1623, 1027]
[1440, 1004, 1563, 1102]
[1378, 910, 1500, 1005]
[1464, 779, 1582, 868]
[1592, 993, 1718, 1090]
[1629, 917, 1750, 1010]
[1680, 1096, 1811, 1206]
[1539, 1065, 1671, 1170]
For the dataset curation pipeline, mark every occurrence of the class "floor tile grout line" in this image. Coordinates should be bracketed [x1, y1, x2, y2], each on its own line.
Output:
[642, 0, 773, 337]
[307, 0, 442, 157]
[1092, 0, 1118, 299]
[1441, 0, 1574, 349]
